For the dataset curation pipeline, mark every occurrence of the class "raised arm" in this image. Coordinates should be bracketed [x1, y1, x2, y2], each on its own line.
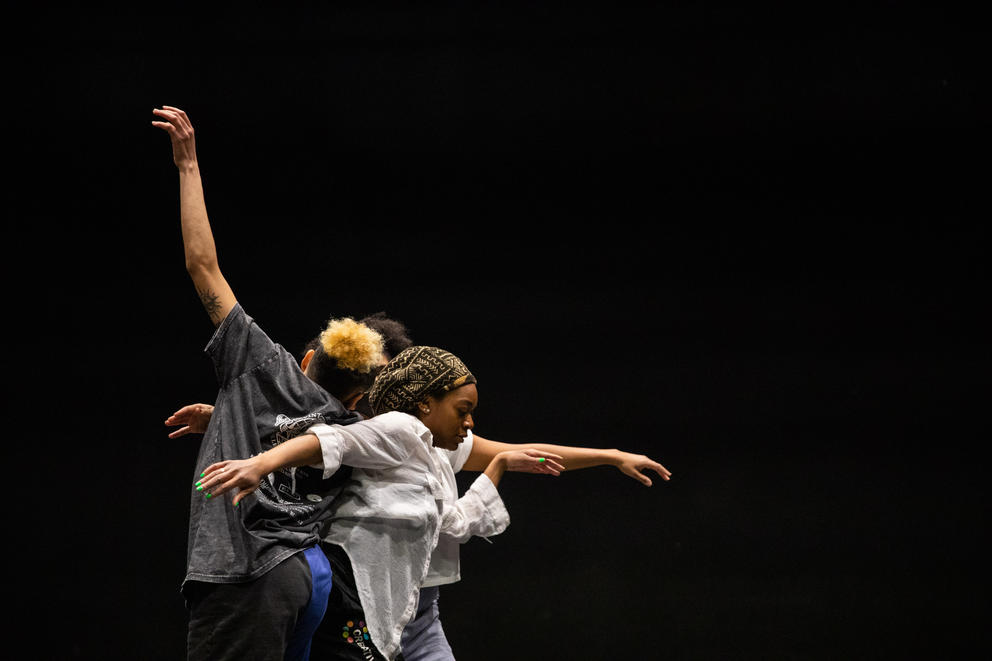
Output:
[464, 433, 672, 486]
[152, 106, 237, 326]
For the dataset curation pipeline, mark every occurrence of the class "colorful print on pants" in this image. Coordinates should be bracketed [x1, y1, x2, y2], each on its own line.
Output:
[342, 620, 376, 660]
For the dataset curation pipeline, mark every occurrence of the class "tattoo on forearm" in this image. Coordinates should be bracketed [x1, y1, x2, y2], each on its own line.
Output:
[197, 288, 223, 322]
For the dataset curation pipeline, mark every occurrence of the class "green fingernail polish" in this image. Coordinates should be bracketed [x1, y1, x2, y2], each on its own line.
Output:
[195, 481, 202, 487]
[200, 472, 205, 478]
[538, 458, 546, 463]
[196, 485, 203, 491]
[205, 493, 212, 499]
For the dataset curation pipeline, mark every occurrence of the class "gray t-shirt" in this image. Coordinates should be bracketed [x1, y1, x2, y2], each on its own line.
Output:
[182, 303, 362, 590]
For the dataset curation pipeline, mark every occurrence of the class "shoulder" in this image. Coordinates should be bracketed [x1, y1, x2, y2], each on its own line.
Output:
[218, 302, 249, 331]
[363, 411, 433, 449]
[371, 410, 425, 436]
[206, 303, 267, 353]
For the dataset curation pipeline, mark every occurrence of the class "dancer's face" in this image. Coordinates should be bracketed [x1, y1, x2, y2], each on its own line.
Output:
[421, 384, 478, 451]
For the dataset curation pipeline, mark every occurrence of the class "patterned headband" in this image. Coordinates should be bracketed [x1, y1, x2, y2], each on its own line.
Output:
[368, 345, 476, 415]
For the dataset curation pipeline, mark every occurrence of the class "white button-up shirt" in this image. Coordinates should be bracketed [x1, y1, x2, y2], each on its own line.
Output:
[309, 411, 509, 660]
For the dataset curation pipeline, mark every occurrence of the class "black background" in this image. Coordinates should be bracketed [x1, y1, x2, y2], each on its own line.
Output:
[12, 2, 986, 659]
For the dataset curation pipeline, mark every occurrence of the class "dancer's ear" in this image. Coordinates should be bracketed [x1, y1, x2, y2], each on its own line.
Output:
[300, 349, 316, 373]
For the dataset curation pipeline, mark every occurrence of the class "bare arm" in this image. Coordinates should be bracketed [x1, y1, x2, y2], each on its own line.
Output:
[464, 434, 672, 486]
[193, 414, 422, 505]
[152, 106, 237, 326]
[196, 432, 563, 507]
[195, 433, 323, 505]
[481, 448, 563, 488]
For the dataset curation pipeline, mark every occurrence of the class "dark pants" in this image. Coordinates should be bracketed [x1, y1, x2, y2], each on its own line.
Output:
[185, 550, 316, 661]
[310, 543, 403, 661]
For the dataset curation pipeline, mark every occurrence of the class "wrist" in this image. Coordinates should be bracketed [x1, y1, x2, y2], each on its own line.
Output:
[484, 452, 509, 486]
[604, 449, 623, 466]
[177, 160, 199, 175]
[250, 453, 273, 477]
[496, 452, 512, 469]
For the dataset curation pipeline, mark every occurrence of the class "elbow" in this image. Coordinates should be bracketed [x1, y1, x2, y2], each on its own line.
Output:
[185, 255, 219, 279]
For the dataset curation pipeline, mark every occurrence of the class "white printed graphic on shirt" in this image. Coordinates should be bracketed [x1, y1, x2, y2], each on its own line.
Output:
[253, 412, 329, 523]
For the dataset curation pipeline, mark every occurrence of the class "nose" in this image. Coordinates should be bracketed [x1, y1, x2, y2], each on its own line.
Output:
[464, 414, 474, 430]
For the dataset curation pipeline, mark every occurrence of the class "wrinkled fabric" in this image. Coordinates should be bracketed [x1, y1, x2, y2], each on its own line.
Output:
[309, 413, 508, 660]
[184, 303, 360, 591]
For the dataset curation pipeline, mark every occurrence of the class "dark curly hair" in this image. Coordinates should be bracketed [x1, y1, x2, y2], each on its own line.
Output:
[358, 311, 414, 360]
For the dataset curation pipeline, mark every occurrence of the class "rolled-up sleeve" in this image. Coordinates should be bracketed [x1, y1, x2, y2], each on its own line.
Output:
[308, 412, 419, 479]
[439, 473, 510, 543]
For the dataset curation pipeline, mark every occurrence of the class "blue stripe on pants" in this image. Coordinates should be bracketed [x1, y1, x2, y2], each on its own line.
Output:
[285, 546, 333, 661]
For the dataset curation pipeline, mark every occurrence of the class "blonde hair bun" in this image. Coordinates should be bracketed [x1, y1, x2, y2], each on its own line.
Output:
[319, 317, 385, 373]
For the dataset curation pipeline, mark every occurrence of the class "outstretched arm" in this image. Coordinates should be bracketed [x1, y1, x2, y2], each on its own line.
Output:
[193, 416, 423, 505]
[152, 106, 236, 326]
[463, 434, 672, 486]
[195, 433, 324, 506]
[480, 448, 563, 487]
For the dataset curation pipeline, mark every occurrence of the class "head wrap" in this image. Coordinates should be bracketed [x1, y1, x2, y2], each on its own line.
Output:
[368, 346, 476, 415]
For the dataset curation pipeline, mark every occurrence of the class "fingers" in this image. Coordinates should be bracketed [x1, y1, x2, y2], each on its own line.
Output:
[194, 462, 259, 508]
[520, 450, 564, 476]
[165, 410, 192, 437]
[162, 105, 192, 131]
[152, 106, 185, 121]
[232, 488, 254, 507]
[623, 453, 673, 483]
[194, 463, 223, 496]
[618, 465, 652, 486]
[151, 106, 193, 136]
[535, 452, 564, 475]
[151, 119, 178, 135]
[151, 107, 178, 128]
[165, 409, 192, 427]
[650, 462, 673, 480]
[167, 425, 192, 439]
[620, 459, 674, 487]
[642, 459, 672, 480]
[195, 463, 237, 497]
[170, 403, 202, 417]
[535, 462, 561, 476]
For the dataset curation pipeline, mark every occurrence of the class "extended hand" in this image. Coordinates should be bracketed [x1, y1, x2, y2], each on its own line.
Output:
[500, 449, 565, 476]
[151, 105, 198, 168]
[165, 403, 214, 438]
[195, 458, 267, 506]
[616, 452, 671, 486]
